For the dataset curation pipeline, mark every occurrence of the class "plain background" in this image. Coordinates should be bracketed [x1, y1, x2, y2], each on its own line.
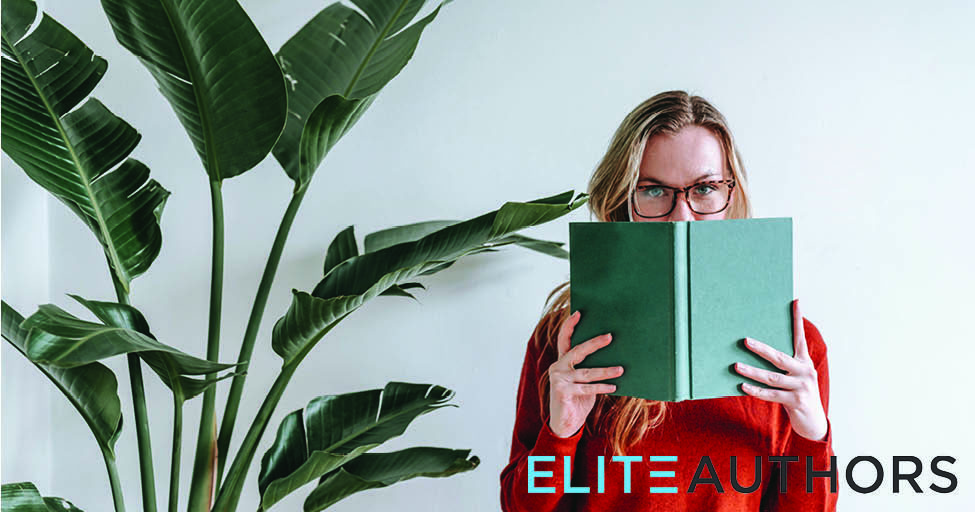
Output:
[2, 0, 973, 510]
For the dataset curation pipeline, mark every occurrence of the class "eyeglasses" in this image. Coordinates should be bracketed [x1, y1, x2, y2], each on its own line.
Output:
[631, 178, 736, 218]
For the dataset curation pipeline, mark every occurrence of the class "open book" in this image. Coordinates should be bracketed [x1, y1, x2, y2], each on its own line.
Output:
[568, 218, 794, 401]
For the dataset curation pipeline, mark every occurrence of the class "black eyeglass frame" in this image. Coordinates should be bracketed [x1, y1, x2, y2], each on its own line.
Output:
[631, 178, 737, 218]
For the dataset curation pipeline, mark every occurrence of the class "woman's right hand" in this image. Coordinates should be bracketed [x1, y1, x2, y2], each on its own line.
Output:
[547, 310, 624, 438]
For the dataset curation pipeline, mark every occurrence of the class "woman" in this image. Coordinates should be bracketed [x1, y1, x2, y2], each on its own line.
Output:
[500, 91, 837, 511]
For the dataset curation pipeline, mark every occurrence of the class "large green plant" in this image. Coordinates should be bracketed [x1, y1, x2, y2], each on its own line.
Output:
[0, 0, 588, 511]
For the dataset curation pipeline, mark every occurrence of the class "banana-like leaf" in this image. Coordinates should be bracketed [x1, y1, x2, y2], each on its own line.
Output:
[378, 282, 425, 300]
[324, 226, 424, 300]
[363, 220, 458, 253]
[100, 0, 287, 180]
[258, 382, 456, 509]
[323, 225, 359, 276]
[1, 0, 170, 294]
[2, 302, 123, 454]
[290, 93, 376, 190]
[365, 221, 568, 259]
[484, 233, 568, 259]
[315, 191, 586, 298]
[20, 296, 234, 399]
[272, 191, 586, 364]
[271, 291, 357, 366]
[65, 294, 224, 398]
[273, 0, 451, 186]
[70, 295, 237, 399]
[304, 447, 479, 511]
[1, 482, 84, 512]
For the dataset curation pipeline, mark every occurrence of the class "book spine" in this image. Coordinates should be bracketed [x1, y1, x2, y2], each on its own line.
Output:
[673, 222, 690, 401]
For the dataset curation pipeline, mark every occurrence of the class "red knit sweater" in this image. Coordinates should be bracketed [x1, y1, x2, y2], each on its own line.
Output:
[500, 315, 838, 511]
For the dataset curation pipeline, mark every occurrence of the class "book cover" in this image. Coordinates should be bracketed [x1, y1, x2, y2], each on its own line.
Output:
[568, 218, 794, 401]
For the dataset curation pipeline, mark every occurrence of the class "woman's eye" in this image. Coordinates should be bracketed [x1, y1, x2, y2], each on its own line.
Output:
[692, 184, 716, 196]
[639, 187, 666, 198]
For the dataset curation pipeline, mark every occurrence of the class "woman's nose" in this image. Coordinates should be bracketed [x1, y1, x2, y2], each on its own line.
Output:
[668, 195, 696, 221]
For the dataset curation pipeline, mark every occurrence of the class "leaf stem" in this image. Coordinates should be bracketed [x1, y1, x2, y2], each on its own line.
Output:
[214, 306, 351, 512]
[109, 256, 158, 512]
[188, 178, 225, 511]
[211, 361, 300, 512]
[128, 354, 159, 511]
[101, 447, 127, 512]
[216, 187, 307, 483]
[169, 394, 184, 512]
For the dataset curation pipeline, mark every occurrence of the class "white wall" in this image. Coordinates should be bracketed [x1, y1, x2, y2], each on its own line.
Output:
[2, 0, 973, 510]
[1, 155, 53, 490]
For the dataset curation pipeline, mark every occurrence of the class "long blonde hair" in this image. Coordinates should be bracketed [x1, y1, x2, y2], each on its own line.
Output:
[535, 90, 753, 457]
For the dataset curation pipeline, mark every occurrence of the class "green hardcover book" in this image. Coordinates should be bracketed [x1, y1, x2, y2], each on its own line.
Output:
[568, 218, 794, 401]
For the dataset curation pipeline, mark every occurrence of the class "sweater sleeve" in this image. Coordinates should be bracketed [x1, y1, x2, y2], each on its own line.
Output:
[762, 317, 840, 511]
[500, 323, 583, 512]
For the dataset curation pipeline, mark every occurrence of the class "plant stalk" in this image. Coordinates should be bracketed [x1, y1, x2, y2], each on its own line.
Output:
[101, 447, 127, 512]
[188, 178, 226, 511]
[213, 307, 350, 511]
[169, 394, 184, 512]
[128, 354, 159, 511]
[211, 361, 300, 512]
[216, 187, 308, 483]
[109, 257, 158, 512]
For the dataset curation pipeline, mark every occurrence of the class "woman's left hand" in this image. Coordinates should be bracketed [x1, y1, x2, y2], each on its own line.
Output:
[734, 299, 829, 442]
